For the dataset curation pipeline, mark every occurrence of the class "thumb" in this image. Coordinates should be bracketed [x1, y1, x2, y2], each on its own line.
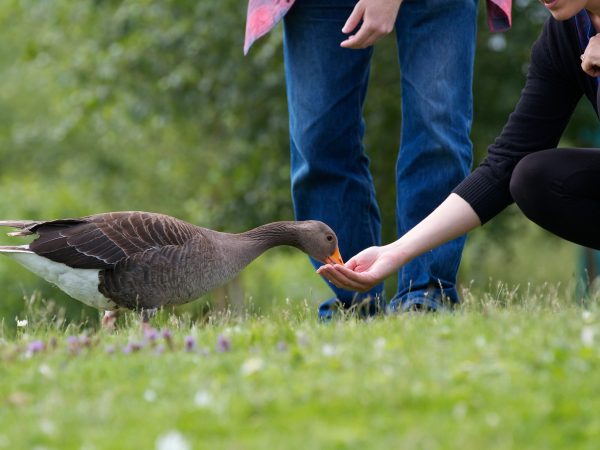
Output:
[342, 2, 364, 34]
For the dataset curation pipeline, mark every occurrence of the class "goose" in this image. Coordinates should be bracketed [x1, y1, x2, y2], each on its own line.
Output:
[0, 211, 343, 327]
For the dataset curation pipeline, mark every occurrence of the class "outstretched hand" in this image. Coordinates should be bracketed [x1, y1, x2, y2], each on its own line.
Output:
[317, 194, 482, 292]
[317, 245, 400, 292]
[340, 0, 403, 49]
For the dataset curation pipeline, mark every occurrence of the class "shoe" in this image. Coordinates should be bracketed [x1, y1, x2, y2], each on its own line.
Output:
[318, 294, 385, 321]
[388, 284, 459, 313]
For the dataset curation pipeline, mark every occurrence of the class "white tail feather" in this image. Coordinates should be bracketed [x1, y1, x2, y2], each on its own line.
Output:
[1, 250, 115, 310]
[0, 220, 35, 228]
[0, 245, 31, 253]
[7, 231, 32, 237]
[0, 220, 38, 237]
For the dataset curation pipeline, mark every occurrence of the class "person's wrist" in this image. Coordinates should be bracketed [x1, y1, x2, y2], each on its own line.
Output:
[384, 241, 410, 270]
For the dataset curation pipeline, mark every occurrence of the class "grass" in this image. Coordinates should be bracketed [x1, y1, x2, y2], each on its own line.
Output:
[1, 287, 600, 450]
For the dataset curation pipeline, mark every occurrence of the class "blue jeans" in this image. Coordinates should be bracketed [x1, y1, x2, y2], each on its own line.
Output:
[283, 0, 477, 313]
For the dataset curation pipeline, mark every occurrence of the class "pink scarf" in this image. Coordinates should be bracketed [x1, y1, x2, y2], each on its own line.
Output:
[244, 0, 512, 54]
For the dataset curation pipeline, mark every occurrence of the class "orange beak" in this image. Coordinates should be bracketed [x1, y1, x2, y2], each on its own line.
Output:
[324, 246, 344, 265]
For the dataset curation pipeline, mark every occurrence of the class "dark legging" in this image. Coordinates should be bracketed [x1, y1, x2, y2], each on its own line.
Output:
[509, 148, 600, 250]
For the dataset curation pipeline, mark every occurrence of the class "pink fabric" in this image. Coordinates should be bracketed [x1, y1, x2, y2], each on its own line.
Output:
[244, 0, 295, 54]
[487, 0, 512, 32]
[244, 0, 513, 54]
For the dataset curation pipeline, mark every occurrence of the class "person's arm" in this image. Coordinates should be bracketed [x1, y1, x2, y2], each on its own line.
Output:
[454, 18, 583, 223]
[317, 194, 480, 292]
[340, 0, 403, 49]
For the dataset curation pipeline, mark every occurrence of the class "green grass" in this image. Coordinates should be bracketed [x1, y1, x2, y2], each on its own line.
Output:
[2, 289, 600, 450]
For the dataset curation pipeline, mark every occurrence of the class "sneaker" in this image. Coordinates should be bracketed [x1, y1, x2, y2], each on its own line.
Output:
[388, 284, 459, 313]
[318, 294, 385, 321]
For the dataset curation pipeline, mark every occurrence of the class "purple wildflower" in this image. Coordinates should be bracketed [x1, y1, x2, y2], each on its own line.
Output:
[216, 334, 231, 353]
[67, 335, 79, 355]
[144, 327, 159, 343]
[185, 335, 196, 352]
[122, 341, 143, 354]
[130, 341, 144, 352]
[155, 344, 166, 354]
[79, 334, 92, 348]
[105, 345, 116, 354]
[27, 340, 45, 354]
[161, 328, 174, 349]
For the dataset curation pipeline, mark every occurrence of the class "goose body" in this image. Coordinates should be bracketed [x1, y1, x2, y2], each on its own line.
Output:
[0, 212, 343, 314]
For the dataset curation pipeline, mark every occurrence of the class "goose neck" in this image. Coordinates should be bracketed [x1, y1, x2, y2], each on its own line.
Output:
[239, 222, 301, 250]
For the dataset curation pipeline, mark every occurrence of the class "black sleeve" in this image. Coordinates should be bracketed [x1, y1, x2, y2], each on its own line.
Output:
[453, 19, 583, 223]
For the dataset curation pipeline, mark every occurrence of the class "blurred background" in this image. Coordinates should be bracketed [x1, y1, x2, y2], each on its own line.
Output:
[0, 0, 598, 328]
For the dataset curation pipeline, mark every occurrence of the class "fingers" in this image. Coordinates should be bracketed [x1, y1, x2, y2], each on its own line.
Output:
[581, 35, 600, 76]
[342, 3, 364, 34]
[324, 268, 368, 292]
[581, 57, 600, 77]
[340, 28, 380, 49]
[317, 264, 374, 292]
[340, 0, 398, 49]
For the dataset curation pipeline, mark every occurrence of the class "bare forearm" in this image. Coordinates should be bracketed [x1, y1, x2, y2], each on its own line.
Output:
[385, 193, 481, 266]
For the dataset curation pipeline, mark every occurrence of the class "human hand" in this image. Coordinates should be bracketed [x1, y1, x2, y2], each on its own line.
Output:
[317, 245, 401, 292]
[581, 34, 600, 77]
[340, 0, 403, 49]
[317, 194, 481, 292]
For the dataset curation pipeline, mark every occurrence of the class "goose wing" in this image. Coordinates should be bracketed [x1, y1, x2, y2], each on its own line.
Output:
[21, 211, 201, 269]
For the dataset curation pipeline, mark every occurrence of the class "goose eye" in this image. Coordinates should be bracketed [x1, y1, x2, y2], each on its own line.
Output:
[326, 235, 333, 242]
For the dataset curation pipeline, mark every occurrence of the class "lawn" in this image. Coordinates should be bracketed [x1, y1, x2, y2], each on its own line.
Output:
[1, 289, 600, 450]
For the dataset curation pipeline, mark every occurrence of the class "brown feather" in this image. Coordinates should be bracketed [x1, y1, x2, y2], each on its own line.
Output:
[28, 212, 200, 270]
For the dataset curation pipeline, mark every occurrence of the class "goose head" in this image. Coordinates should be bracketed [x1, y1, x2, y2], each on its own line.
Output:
[293, 220, 344, 265]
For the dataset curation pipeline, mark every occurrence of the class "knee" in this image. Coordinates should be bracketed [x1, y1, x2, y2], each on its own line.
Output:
[509, 153, 552, 219]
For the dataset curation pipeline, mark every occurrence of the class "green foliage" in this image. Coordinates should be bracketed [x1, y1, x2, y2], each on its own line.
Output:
[0, 0, 291, 226]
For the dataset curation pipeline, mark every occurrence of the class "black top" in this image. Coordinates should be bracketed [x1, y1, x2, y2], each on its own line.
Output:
[453, 16, 599, 223]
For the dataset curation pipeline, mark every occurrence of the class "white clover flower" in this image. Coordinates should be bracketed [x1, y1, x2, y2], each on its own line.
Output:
[39, 419, 56, 436]
[475, 336, 486, 348]
[241, 357, 264, 376]
[321, 344, 337, 356]
[373, 337, 386, 351]
[582, 311, 594, 323]
[144, 389, 157, 402]
[485, 413, 500, 428]
[156, 431, 190, 450]
[452, 403, 468, 419]
[194, 390, 212, 408]
[38, 364, 53, 378]
[581, 326, 595, 347]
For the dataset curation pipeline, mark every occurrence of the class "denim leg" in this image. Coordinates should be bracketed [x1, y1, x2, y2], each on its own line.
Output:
[390, 0, 477, 310]
[283, 0, 384, 312]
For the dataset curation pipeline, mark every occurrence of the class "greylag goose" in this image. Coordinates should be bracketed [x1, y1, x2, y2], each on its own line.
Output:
[0, 211, 343, 326]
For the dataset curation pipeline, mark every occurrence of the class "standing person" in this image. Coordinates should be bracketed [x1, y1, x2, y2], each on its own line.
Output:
[245, 0, 512, 317]
[317, 0, 600, 295]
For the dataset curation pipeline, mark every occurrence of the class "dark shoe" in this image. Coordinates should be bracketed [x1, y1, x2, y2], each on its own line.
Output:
[388, 284, 459, 313]
[318, 294, 386, 321]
